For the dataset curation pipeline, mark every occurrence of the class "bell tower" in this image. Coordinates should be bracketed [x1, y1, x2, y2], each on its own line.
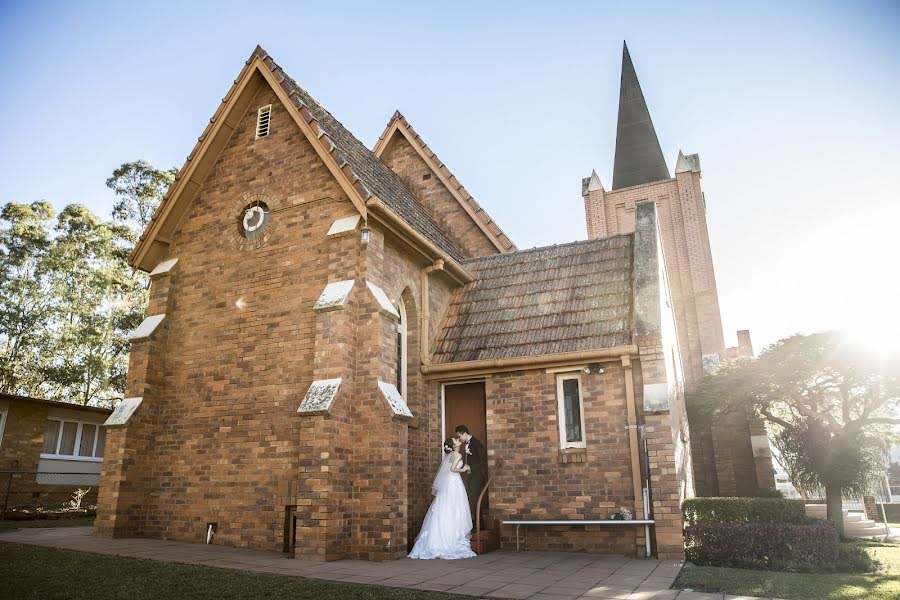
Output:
[583, 42, 774, 496]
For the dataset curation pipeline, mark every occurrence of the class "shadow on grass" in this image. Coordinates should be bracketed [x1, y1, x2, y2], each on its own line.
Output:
[0, 542, 471, 600]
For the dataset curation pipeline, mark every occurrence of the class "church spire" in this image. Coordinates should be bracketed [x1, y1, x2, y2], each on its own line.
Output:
[612, 42, 670, 190]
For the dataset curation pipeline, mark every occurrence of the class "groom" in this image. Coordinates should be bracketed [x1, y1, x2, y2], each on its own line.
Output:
[455, 425, 487, 527]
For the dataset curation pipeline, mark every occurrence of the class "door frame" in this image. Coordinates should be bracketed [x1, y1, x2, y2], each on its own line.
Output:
[440, 379, 487, 448]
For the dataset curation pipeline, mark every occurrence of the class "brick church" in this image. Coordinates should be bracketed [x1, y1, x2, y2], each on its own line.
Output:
[96, 44, 771, 561]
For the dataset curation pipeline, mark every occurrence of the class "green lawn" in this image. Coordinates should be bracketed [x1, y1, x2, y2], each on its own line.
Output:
[675, 538, 900, 600]
[0, 542, 469, 600]
[0, 516, 95, 533]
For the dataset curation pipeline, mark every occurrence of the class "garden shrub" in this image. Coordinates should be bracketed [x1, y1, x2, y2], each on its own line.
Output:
[835, 543, 880, 573]
[684, 520, 839, 571]
[682, 497, 806, 526]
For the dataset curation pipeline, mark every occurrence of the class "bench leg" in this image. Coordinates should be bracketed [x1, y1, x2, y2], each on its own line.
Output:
[516, 525, 520, 552]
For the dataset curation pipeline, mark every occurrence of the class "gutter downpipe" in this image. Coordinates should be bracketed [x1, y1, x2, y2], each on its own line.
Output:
[621, 354, 651, 557]
[421, 345, 640, 379]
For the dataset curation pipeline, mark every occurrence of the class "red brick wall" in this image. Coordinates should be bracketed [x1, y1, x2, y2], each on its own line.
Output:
[0, 401, 47, 471]
[483, 365, 639, 554]
[98, 80, 469, 559]
[99, 84, 360, 550]
[379, 133, 499, 259]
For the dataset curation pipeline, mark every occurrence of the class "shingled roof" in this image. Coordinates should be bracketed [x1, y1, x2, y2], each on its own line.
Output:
[432, 235, 635, 364]
[374, 111, 517, 254]
[275, 73, 464, 262]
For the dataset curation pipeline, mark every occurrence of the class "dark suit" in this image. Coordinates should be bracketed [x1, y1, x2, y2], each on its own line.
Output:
[463, 436, 488, 526]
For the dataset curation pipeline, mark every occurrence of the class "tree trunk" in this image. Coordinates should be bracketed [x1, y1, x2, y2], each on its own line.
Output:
[825, 481, 844, 538]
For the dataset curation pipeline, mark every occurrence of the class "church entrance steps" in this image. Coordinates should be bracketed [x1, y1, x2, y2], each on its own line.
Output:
[805, 504, 890, 538]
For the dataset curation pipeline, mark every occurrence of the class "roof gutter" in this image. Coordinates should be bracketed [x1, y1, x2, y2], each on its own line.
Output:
[365, 197, 473, 284]
[421, 345, 639, 380]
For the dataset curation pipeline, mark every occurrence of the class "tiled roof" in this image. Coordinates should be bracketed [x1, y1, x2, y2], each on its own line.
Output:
[275, 74, 464, 262]
[432, 235, 634, 364]
[374, 111, 517, 253]
[131, 46, 464, 266]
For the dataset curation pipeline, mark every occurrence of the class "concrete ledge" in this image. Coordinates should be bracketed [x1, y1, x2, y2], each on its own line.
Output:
[377, 380, 412, 419]
[149, 258, 178, 278]
[366, 281, 400, 319]
[104, 397, 143, 427]
[326, 215, 360, 238]
[313, 280, 354, 311]
[128, 314, 165, 341]
[298, 378, 342, 415]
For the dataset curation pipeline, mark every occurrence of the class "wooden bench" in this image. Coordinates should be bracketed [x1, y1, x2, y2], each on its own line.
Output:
[502, 519, 655, 553]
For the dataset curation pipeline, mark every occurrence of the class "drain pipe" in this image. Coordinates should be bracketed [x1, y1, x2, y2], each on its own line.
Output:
[640, 427, 652, 558]
[206, 522, 216, 544]
[621, 355, 651, 557]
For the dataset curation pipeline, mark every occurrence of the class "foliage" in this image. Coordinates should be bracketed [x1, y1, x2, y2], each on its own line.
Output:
[688, 332, 900, 536]
[836, 543, 881, 573]
[684, 521, 841, 572]
[0, 160, 173, 405]
[754, 488, 785, 499]
[0, 201, 56, 393]
[682, 497, 806, 526]
[106, 160, 176, 238]
[675, 538, 900, 600]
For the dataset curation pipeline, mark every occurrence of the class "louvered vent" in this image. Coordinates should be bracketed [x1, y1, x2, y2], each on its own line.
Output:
[256, 105, 272, 138]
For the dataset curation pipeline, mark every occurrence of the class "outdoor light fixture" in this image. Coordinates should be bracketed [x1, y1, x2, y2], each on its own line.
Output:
[360, 227, 371, 246]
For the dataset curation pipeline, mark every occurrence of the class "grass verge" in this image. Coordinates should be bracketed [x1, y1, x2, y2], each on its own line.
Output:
[675, 538, 900, 600]
[0, 542, 470, 600]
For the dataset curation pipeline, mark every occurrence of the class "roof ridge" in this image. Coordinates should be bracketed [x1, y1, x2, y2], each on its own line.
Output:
[374, 111, 517, 253]
[462, 233, 633, 264]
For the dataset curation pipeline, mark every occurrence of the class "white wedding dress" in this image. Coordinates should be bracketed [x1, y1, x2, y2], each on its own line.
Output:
[408, 451, 477, 559]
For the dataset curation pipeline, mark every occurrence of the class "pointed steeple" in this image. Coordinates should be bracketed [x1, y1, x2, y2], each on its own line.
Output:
[612, 42, 670, 190]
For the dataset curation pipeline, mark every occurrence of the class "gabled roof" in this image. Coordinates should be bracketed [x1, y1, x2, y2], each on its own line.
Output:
[130, 46, 465, 271]
[373, 111, 517, 254]
[432, 235, 634, 364]
[612, 42, 670, 190]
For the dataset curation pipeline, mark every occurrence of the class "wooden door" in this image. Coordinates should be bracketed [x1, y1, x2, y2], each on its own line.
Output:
[444, 382, 487, 447]
[445, 382, 489, 516]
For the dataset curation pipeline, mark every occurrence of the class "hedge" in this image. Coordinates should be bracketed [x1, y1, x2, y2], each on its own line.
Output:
[682, 497, 807, 526]
[684, 520, 839, 571]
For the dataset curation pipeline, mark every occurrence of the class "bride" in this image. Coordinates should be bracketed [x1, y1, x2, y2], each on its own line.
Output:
[408, 437, 477, 559]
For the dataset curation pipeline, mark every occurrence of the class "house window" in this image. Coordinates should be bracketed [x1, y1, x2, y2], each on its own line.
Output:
[0, 410, 7, 449]
[556, 373, 586, 448]
[396, 299, 407, 399]
[41, 418, 105, 461]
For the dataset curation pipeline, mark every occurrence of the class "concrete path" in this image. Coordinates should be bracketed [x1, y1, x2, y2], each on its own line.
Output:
[0, 526, 781, 600]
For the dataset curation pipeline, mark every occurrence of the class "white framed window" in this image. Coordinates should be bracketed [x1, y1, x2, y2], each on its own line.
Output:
[556, 373, 586, 449]
[256, 104, 272, 138]
[40, 418, 105, 461]
[396, 298, 407, 399]
[0, 409, 7, 449]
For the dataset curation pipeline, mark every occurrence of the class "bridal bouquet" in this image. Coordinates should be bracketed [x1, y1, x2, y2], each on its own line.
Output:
[609, 506, 632, 520]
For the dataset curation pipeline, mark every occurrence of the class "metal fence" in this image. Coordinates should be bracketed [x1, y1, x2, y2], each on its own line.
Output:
[0, 471, 100, 519]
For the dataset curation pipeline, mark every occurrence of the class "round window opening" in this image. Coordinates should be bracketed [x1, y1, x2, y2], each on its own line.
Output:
[239, 200, 270, 241]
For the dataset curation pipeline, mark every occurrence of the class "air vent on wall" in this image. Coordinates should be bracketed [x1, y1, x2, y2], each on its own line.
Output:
[256, 105, 272, 138]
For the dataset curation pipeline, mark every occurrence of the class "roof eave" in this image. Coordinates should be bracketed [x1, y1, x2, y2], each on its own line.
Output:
[373, 112, 517, 254]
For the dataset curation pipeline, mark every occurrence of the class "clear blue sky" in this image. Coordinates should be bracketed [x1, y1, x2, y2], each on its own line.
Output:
[1, 0, 898, 352]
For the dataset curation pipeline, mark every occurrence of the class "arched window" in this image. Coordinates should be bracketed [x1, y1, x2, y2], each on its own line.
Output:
[396, 299, 407, 399]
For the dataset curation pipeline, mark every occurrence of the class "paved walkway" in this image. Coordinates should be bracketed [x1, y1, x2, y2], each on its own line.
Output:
[0, 526, 781, 600]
